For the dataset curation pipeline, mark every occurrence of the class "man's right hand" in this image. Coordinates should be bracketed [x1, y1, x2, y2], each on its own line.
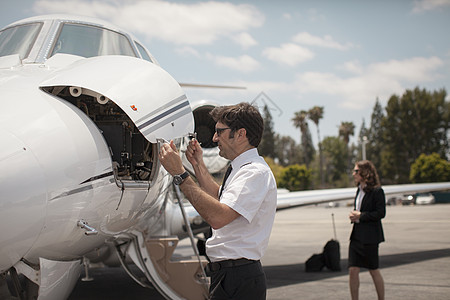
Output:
[186, 139, 203, 168]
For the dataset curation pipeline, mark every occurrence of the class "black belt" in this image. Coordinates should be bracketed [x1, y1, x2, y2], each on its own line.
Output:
[206, 258, 258, 273]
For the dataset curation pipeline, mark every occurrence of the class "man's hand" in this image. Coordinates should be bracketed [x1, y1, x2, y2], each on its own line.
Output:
[186, 139, 204, 168]
[159, 140, 185, 176]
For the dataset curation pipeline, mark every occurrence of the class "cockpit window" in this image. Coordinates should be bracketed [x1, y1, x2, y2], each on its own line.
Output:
[0, 23, 42, 59]
[135, 41, 153, 62]
[50, 23, 136, 58]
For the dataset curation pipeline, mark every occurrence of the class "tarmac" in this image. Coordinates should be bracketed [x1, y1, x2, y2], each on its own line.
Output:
[69, 203, 450, 300]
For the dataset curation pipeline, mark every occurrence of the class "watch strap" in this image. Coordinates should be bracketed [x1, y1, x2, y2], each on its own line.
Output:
[178, 171, 189, 180]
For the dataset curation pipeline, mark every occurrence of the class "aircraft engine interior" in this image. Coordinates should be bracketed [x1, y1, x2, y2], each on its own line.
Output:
[42, 85, 157, 181]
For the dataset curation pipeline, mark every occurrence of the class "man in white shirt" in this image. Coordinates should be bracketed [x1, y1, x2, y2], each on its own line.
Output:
[159, 102, 277, 299]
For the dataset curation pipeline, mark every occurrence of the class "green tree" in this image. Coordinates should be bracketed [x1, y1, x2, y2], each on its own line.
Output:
[292, 110, 314, 166]
[339, 121, 355, 145]
[302, 126, 316, 166]
[366, 98, 385, 173]
[339, 121, 355, 174]
[264, 156, 284, 186]
[258, 105, 276, 158]
[410, 153, 450, 183]
[381, 87, 449, 183]
[274, 134, 303, 166]
[322, 136, 349, 187]
[308, 106, 324, 187]
[278, 164, 312, 191]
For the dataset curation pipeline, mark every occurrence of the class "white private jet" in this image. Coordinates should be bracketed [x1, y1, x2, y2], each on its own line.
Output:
[0, 14, 224, 300]
[1, 14, 449, 300]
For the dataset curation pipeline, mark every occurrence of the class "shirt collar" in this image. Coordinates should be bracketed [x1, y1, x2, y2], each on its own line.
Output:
[230, 148, 258, 170]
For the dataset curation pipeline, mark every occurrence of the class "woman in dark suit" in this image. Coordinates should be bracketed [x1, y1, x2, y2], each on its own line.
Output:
[348, 160, 386, 300]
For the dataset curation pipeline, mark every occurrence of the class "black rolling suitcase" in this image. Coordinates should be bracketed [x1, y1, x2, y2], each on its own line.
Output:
[322, 213, 341, 271]
[305, 253, 325, 272]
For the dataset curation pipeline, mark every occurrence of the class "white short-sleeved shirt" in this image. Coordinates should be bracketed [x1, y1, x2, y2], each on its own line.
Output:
[206, 148, 277, 262]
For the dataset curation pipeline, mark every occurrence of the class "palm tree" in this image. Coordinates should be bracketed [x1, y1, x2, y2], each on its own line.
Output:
[308, 106, 324, 187]
[338, 121, 355, 145]
[292, 110, 309, 166]
[339, 121, 355, 176]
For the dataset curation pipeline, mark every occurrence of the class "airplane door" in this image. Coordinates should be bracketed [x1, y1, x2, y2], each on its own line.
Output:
[40, 55, 194, 143]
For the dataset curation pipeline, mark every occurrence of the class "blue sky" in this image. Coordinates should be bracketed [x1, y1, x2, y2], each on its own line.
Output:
[1, 0, 449, 146]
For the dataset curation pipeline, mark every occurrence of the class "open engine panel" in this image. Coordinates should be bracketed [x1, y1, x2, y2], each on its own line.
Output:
[42, 86, 157, 182]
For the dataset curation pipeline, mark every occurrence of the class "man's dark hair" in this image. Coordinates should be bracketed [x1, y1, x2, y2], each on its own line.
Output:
[210, 102, 264, 147]
[356, 160, 381, 192]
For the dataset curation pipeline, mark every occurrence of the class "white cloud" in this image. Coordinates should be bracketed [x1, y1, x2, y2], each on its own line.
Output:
[282, 13, 292, 20]
[293, 56, 444, 110]
[292, 32, 354, 50]
[368, 56, 443, 81]
[295, 71, 401, 110]
[338, 60, 364, 74]
[306, 8, 326, 22]
[412, 0, 450, 13]
[33, 0, 117, 19]
[33, 0, 264, 46]
[184, 80, 292, 114]
[207, 54, 260, 73]
[262, 43, 315, 66]
[174, 46, 200, 58]
[231, 32, 258, 49]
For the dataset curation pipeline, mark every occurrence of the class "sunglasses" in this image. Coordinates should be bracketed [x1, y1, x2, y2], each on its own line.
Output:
[215, 127, 231, 136]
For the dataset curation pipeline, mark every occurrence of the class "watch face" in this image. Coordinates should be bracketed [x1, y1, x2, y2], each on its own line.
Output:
[173, 171, 188, 185]
[173, 175, 182, 185]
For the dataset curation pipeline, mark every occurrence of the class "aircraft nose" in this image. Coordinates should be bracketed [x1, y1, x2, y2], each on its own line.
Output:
[0, 129, 47, 212]
[0, 129, 47, 272]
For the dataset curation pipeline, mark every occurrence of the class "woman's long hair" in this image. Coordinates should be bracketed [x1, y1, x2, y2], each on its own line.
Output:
[356, 160, 381, 192]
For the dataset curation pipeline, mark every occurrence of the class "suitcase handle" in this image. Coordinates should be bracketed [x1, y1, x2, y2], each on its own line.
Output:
[331, 213, 337, 240]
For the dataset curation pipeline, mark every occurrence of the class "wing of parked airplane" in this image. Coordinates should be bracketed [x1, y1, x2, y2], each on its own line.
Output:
[276, 182, 450, 209]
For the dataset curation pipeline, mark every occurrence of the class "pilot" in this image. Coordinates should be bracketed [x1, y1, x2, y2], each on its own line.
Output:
[348, 160, 386, 300]
[159, 102, 277, 300]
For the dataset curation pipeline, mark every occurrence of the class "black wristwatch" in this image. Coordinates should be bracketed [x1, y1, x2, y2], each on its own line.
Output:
[173, 171, 189, 185]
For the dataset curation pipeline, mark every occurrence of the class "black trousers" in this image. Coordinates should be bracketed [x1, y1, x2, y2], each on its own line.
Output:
[207, 260, 266, 300]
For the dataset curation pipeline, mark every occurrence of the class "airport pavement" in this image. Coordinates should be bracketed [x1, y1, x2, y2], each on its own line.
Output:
[69, 203, 450, 300]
